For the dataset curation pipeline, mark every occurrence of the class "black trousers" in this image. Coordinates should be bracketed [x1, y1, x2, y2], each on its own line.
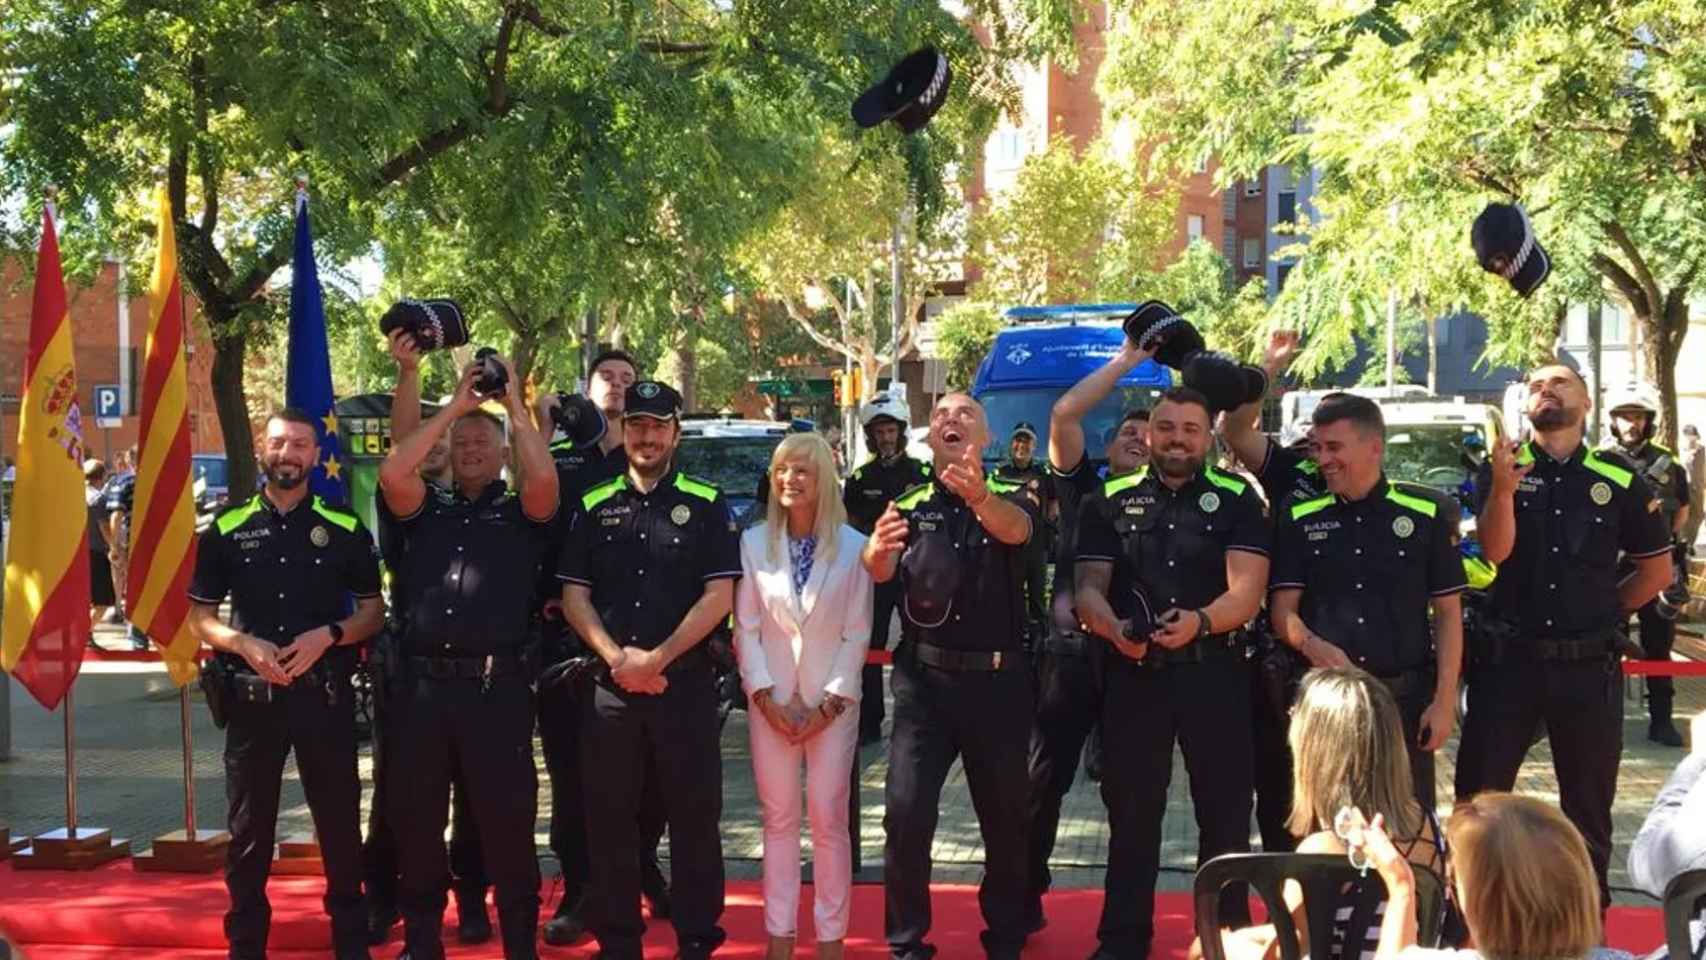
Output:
[581, 664, 725, 959]
[222, 672, 366, 959]
[1383, 674, 1437, 813]
[537, 673, 671, 909]
[1025, 637, 1102, 912]
[1249, 659, 1296, 854]
[884, 647, 1034, 959]
[1636, 601, 1676, 725]
[1454, 657, 1622, 907]
[862, 579, 903, 738]
[389, 673, 540, 960]
[365, 695, 487, 914]
[1020, 549, 1048, 633]
[1097, 655, 1254, 960]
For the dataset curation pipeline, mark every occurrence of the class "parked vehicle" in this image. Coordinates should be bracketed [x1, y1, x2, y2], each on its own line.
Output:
[676, 417, 805, 527]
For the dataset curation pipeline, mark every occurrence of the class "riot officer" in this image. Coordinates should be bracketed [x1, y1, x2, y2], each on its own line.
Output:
[558, 380, 740, 960]
[377, 355, 559, 960]
[1025, 341, 1153, 933]
[1457, 361, 1672, 906]
[1604, 387, 1692, 747]
[1075, 385, 1270, 960]
[532, 350, 673, 946]
[995, 421, 1052, 640]
[862, 392, 1035, 960]
[1267, 393, 1466, 809]
[186, 409, 385, 960]
[842, 389, 931, 744]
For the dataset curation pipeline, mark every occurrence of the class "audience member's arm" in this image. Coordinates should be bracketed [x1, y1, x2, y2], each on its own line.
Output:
[1628, 752, 1706, 899]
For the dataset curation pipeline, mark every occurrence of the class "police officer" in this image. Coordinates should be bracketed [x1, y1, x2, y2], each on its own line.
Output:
[995, 421, 1052, 639]
[843, 390, 931, 744]
[377, 355, 559, 960]
[862, 392, 1035, 960]
[1267, 393, 1465, 809]
[559, 381, 740, 960]
[187, 409, 385, 960]
[364, 327, 489, 946]
[1604, 388, 1692, 747]
[1458, 361, 1673, 906]
[1075, 386, 1270, 960]
[532, 350, 673, 946]
[1025, 340, 1152, 933]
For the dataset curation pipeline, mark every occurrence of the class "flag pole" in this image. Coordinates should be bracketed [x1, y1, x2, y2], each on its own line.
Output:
[181, 686, 196, 840]
[63, 688, 77, 837]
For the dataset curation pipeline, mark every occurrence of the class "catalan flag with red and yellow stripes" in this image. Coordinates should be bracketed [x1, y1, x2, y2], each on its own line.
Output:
[1, 203, 92, 710]
[126, 186, 201, 686]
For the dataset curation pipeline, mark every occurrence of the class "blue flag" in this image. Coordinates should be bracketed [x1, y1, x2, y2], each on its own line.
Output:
[285, 189, 347, 506]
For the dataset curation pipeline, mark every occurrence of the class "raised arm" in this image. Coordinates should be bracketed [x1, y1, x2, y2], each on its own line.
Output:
[1051, 342, 1152, 471]
[1221, 330, 1298, 473]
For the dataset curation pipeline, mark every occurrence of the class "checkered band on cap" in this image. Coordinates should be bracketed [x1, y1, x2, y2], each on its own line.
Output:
[1500, 206, 1536, 281]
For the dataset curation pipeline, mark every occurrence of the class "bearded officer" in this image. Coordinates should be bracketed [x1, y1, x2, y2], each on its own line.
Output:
[863, 393, 1035, 960]
[187, 409, 385, 960]
[1075, 385, 1270, 960]
[1458, 361, 1672, 906]
[1604, 387, 1692, 747]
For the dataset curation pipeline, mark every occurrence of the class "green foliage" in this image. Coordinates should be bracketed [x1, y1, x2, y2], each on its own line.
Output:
[933, 301, 1005, 391]
[1151, 240, 1269, 363]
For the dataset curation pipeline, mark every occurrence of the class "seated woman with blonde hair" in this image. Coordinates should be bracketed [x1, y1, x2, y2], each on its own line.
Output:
[1196, 666, 1446, 960]
[1353, 791, 1633, 960]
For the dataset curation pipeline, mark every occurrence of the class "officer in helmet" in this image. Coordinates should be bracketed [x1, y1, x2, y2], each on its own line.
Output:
[1605, 386, 1692, 747]
[842, 389, 931, 744]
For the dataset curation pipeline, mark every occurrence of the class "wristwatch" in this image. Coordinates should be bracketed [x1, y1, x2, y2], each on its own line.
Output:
[1193, 609, 1212, 640]
[328, 622, 345, 644]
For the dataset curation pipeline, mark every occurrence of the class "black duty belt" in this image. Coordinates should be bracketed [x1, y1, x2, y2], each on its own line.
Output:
[1530, 636, 1615, 663]
[1041, 630, 1094, 657]
[409, 653, 523, 680]
[911, 641, 1024, 673]
[1136, 632, 1245, 668]
[1472, 626, 1615, 666]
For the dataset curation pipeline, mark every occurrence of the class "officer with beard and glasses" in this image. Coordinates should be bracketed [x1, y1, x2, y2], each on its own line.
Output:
[1075, 386, 1270, 960]
[1604, 388, 1692, 747]
[1457, 361, 1672, 907]
[188, 409, 386, 960]
[1024, 340, 1153, 934]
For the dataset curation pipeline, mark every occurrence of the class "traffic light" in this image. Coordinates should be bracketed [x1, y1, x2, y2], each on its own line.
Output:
[849, 366, 864, 403]
[832, 372, 844, 407]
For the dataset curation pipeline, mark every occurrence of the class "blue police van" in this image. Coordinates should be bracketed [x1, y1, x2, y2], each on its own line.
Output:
[969, 304, 1173, 465]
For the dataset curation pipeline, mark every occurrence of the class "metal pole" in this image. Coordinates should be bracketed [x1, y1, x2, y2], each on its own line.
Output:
[180, 685, 197, 839]
[1587, 300, 1604, 445]
[64, 688, 77, 837]
[890, 210, 905, 391]
[1385, 289, 1397, 395]
[117, 258, 132, 416]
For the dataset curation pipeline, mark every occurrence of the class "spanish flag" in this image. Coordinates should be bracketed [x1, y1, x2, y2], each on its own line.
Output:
[125, 186, 201, 686]
[1, 202, 92, 710]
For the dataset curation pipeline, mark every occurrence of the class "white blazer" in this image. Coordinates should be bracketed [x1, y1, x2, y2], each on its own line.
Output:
[734, 523, 873, 707]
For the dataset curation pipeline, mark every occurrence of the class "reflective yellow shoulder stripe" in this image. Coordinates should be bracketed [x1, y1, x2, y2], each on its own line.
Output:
[1583, 450, 1634, 489]
[894, 483, 934, 512]
[581, 475, 628, 511]
[1104, 466, 1149, 497]
[1298, 460, 1321, 475]
[986, 477, 1022, 494]
[1204, 466, 1249, 496]
[311, 498, 360, 532]
[674, 473, 720, 501]
[1385, 485, 1439, 518]
[1516, 442, 1536, 466]
[1463, 556, 1497, 590]
[1290, 494, 1334, 521]
[215, 495, 264, 536]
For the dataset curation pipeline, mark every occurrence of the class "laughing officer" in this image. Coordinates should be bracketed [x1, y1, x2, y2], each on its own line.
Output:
[863, 392, 1035, 960]
[187, 409, 385, 960]
[1074, 385, 1270, 960]
[559, 380, 742, 960]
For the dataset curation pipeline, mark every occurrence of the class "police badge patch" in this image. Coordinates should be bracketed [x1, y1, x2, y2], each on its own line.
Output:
[1589, 481, 1612, 506]
[671, 504, 691, 525]
[638, 382, 661, 399]
[1199, 492, 1221, 513]
[1392, 515, 1415, 539]
[310, 525, 331, 548]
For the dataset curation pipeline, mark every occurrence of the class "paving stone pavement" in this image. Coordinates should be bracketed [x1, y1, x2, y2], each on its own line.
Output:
[1, 623, 1699, 907]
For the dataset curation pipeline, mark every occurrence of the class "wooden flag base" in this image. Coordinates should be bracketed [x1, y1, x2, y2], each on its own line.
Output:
[273, 833, 323, 876]
[13, 827, 132, 870]
[132, 829, 230, 873]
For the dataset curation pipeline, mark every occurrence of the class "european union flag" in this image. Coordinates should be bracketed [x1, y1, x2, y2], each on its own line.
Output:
[285, 187, 347, 506]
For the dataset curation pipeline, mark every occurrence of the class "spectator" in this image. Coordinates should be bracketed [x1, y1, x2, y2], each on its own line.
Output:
[1682, 426, 1703, 551]
[83, 459, 118, 625]
[1629, 750, 1705, 960]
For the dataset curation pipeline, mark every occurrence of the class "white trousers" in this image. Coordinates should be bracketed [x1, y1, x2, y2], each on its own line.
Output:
[747, 703, 860, 940]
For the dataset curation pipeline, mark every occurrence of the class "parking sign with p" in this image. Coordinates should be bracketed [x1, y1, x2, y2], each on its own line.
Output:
[94, 384, 122, 428]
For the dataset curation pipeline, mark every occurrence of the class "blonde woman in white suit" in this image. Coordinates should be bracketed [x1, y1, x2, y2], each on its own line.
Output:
[736, 432, 873, 960]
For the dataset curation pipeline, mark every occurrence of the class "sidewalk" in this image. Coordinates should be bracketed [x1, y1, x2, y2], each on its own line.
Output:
[0, 623, 1699, 906]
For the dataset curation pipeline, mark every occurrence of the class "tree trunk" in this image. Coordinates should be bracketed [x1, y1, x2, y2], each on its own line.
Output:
[677, 332, 699, 411]
[511, 328, 541, 393]
[1637, 306, 1682, 452]
[209, 321, 257, 500]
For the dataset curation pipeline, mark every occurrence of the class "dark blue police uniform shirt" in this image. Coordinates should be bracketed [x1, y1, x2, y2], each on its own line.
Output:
[891, 478, 1033, 653]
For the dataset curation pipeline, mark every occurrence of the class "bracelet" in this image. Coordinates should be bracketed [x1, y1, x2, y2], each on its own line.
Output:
[1194, 608, 1212, 639]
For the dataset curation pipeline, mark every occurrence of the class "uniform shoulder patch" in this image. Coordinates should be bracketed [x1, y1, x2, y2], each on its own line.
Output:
[1385, 483, 1440, 518]
[581, 475, 628, 511]
[1289, 493, 1334, 521]
[214, 495, 264, 536]
[1104, 466, 1148, 498]
[673, 472, 721, 501]
[1203, 465, 1250, 497]
[893, 482, 934, 512]
[1583, 449, 1635, 489]
[310, 498, 361, 533]
[986, 476, 1023, 495]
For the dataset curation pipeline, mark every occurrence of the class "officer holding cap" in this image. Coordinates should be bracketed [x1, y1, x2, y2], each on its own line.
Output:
[994, 421, 1052, 642]
[1267, 393, 1466, 809]
[863, 392, 1035, 960]
[559, 380, 741, 960]
[1458, 361, 1672, 905]
[187, 408, 385, 960]
[1074, 385, 1270, 960]
[377, 354, 559, 960]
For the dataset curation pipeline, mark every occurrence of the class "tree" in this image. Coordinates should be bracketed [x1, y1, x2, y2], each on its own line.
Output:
[933, 300, 1005, 391]
[968, 133, 1178, 305]
[1100, 0, 1706, 447]
[1151, 240, 1269, 363]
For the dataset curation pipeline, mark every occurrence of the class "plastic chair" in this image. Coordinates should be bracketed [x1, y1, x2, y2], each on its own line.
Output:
[1663, 868, 1706, 960]
[1194, 853, 1447, 960]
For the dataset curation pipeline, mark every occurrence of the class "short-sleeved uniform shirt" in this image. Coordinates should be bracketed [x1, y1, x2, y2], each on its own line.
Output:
[189, 492, 381, 660]
[1048, 453, 1110, 598]
[1256, 438, 1325, 507]
[538, 443, 628, 606]
[1473, 442, 1671, 638]
[386, 479, 555, 656]
[843, 455, 932, 534]
[1269, 477, 1467, 674]
[890, 479, 1033, 653]
[1076, 464, 1271, 620]
[557, 468, 741, 653]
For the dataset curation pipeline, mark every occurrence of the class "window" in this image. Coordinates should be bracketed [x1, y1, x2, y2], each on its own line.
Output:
[1603, 302, 1628, 344]
[989, 130, 1023, 167]
[1242, 238, 1261, 269]
[1275, 262, 1293, 292]
[1195, 156, 1209, 174]
[1244, 178, 1262, 197]
[1437, 314, 1453, 346]
[1187, 214, 1204, 243]
[1277, 190, 1297, 224]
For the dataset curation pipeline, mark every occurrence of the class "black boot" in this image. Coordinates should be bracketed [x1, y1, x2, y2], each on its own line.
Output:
[367, 902, 400, 946]
[498, 902, 540, 960]
[454, 886, 493, 945]
[541, 893, 588, 946]
[394, 913, 446, 960]
[1650, 689, 1685, 747]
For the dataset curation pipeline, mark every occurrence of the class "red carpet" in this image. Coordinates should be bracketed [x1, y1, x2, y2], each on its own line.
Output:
[0, 860, 1665, 959]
